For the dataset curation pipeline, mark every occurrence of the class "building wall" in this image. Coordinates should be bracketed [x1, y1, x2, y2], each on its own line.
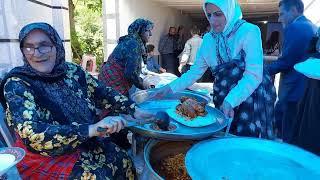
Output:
[0, 0, 71, 78]
[304, 0, 320, 27]
[103, 0, 194, 59]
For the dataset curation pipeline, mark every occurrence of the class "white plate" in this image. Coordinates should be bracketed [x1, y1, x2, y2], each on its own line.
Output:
[0, 147, 25, 176]
[294, 58, 320, 80]
[0, 154, 15, 172]
[166, 105, 218, 127]
[186, 138, 320, 180]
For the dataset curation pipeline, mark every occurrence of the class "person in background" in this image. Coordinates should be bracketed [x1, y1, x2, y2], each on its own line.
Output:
[266, 0, 317, 142]
[98, 19, 154, 149]
[0, 22, 154, 179]
[176, 25, 188, 55]
[158, 27, 179, 75]
[178, 26, 203, 74]
[201, 25, 211, 38]
[150, 0, 276, 139]
[290, 28, 320, 155]
[145, 44, 166, 73]
[264, 31, 281, 56]
[99, 18, 154, 96]
[81, 54, 98, 78]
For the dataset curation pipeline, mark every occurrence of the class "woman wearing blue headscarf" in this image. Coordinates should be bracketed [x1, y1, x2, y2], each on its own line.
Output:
[99, 18, 154, 120]
[99, 18, 154, 95]
[0, 22, 153, 179]
[150, 0, 276, 139]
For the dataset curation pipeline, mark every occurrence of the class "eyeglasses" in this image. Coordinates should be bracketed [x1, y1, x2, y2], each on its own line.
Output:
[22, 45, 54, 55]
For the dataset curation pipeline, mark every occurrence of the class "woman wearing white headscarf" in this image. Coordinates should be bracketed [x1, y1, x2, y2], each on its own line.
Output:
[150, 0, 276, 139]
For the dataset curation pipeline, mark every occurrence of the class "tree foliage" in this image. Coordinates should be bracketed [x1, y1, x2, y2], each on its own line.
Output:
[69, 0, 104, 69]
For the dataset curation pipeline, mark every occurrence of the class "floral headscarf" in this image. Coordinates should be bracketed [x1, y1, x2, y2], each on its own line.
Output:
[203, 0, 244, 63]
[17, 22, 67, 79]
[118, 18, 154, 61]
[127, 18, 154, 37]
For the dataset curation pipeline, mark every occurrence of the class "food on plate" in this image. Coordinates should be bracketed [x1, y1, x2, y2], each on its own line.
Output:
[151, 123, 177, 131]
[160, 153, 191, 180]
[155, 111, 170, 130]
[176, 96, 207, 119]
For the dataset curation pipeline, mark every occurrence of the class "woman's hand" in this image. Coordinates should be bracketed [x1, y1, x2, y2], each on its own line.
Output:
[178, 65, 184, 73]
[133, 107, 155, 121]
[220, 100, 234, 119]
[89, 116, 126, 137]
[160, 68, 166, 73]
[147, 85, 173, 100]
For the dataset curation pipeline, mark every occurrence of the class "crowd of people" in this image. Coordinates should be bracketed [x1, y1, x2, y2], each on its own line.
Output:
[0, 0, 319, 179]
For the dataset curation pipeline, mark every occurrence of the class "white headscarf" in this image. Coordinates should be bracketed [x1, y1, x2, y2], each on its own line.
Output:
[203, 0, 242, 34]
[203, 0, 244, 63]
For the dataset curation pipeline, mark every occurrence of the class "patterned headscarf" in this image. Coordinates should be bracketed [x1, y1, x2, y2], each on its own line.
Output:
[127, 18, 154, 36]
[119, 18, 154, 61]
[17, 22, 67, 79]
[203, 0, 244, 63]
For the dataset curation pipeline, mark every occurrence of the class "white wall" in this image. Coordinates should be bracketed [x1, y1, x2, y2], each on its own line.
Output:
[0, 0, 71, 78]
[303, 0, 320, 27]
[103, 0, 193, 58]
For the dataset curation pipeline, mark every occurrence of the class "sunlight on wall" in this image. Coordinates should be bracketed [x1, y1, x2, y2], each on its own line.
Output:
[303, 0, 320, 26]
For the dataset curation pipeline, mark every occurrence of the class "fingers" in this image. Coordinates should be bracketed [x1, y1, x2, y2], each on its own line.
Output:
[102, 117, 125, 134]
[147, 92, 159, 100]
[115, 120, 122, 133]
[220, 105, 233, 119]
[134, 108, 154, 120]
[225, 108, 234, 118]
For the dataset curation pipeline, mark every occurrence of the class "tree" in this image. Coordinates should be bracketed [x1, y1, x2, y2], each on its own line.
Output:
[69, 0, 103, 69]
[68, 0, 82, 61]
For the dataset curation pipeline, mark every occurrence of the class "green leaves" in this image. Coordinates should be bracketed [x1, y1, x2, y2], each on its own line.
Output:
[70, 0, 104, 69]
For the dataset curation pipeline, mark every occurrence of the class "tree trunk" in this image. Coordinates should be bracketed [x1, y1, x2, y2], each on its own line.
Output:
[69, 0, 82, 62]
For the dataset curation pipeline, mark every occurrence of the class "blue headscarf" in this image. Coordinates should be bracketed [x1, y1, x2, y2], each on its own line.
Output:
[17, 22, 67, 79]
[127, 18, 154, 37]
[118, 18, 154, 61]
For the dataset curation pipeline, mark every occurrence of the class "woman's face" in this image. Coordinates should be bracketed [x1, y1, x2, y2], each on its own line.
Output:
[205, 3, 227, 33]
[22, 30, 57, 73]
[141, 26, 153, 43]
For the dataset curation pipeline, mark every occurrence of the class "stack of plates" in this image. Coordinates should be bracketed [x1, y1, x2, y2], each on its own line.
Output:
[294, 58, 320, 80]
[0, 147, 25, 176]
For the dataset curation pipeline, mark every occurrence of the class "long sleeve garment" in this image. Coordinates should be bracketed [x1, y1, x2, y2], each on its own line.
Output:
[266, 16, 317, 102]
[2, 63, 135, 156]
[146, 57, 161, 73]
[180, 35, 203, 65]
[170, 23, 263, 108]
[110, 34, 146, 90]
[158, 35, 177, 55]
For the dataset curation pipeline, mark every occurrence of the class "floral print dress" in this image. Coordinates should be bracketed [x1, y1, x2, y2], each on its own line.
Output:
[2, 63, 136, 179]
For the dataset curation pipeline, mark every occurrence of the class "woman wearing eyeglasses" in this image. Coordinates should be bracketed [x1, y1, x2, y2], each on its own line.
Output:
[0, 22, 153, 179]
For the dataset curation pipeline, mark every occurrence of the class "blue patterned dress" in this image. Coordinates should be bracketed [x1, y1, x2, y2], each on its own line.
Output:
[0, 22, 136, 179]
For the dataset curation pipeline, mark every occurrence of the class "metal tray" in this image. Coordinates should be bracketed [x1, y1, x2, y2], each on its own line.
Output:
[129, 90, 228, 140]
